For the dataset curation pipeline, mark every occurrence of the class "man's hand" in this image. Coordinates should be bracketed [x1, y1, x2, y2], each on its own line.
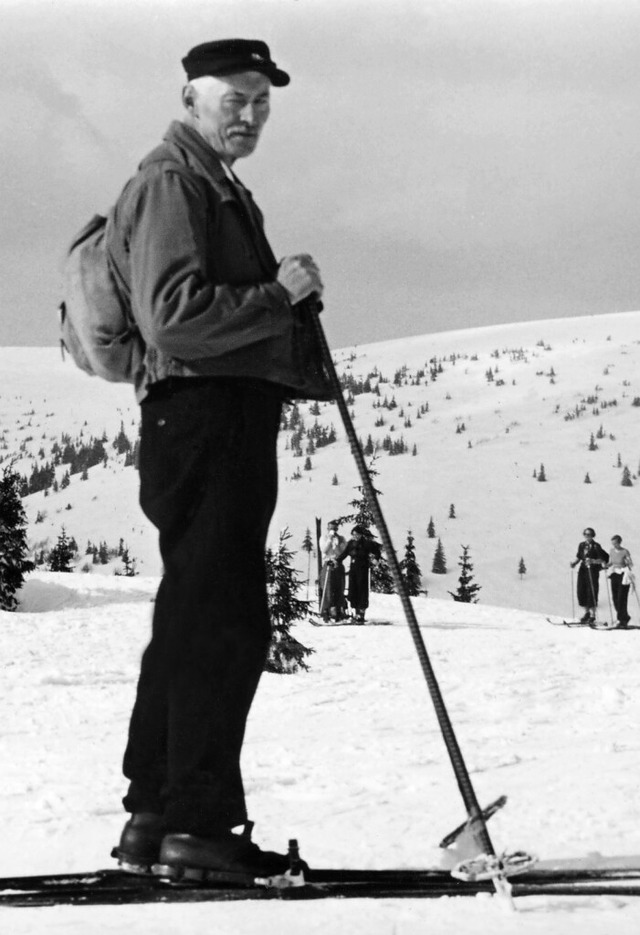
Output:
[277, 254, 324, 304]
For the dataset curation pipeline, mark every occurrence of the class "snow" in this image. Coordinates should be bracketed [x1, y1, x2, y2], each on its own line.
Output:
[2, 312, 640, 931]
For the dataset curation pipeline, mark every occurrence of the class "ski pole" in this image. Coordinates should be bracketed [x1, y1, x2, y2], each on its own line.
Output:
[585, 560, 602, 623]
[629, 570, 640, 614]
[319, 563, 330, 615]
[571, 566, 575, 621]
[604, 571, 614, 625]
[305, 300, 498, 863]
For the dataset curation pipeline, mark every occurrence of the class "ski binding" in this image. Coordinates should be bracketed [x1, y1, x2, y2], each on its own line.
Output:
[451, 850, 538, 882]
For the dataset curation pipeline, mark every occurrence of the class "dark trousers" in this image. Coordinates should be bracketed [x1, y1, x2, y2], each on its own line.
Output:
[609, 573, 630, 624]
[122, 379, 281, 835]
[576, 564, 600, 609]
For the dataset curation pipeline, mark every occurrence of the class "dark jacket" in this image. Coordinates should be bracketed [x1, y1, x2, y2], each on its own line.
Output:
[338, 537, 381, 609]
[575, 539, 609, 608]
[110, 121, 332, 402]
[575, 540, 609, 568]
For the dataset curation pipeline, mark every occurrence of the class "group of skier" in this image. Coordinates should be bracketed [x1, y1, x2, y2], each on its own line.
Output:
[318, 521, 381, 623]
[571, 527, 635, 628]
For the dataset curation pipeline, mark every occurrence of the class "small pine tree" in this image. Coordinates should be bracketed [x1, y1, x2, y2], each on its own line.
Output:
[0, 468, 35, 610]
[427, 516, 436, 538]
[301, 527, 314, 600]
[518, 557, 527, 579]
[115, 548, 138, 577]
[432, 538, 447, 574]
[448, 503, 456, 519]
[537, 463, 547, 482]
[400, 531, 423, 596]
[48, 527, 76, 573]
[371, 547, 395, 594]
[334, 456, 382, 532]
[264, 529, 314, 674]
[331, 474, 339, 486]
[449, 545, 481, 602]
[584, 472, 592, 484]
[621, 465, 633, 487]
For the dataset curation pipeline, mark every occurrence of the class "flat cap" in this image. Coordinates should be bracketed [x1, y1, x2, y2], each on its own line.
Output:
[182, 39, 290, 86]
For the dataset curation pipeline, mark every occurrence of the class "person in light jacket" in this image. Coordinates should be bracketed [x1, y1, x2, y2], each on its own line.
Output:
[318, 521, 347, 621]
[606, 535, 633, 628]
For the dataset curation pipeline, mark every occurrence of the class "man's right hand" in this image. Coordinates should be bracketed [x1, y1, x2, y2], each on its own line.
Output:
[277, 254, 324, 304]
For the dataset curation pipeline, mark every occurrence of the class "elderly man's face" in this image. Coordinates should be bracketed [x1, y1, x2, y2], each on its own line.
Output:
[184, 72, 271, 164]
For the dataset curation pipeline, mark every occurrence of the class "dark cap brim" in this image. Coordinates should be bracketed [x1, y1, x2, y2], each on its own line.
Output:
[184, 59, 289, 86]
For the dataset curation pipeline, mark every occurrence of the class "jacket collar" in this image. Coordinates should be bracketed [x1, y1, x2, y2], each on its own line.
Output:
[163, 120, 230, 187]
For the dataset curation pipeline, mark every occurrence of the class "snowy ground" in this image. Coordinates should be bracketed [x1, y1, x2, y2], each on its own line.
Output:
[1, 312, 640, 932]
[2, 574, 640, 932]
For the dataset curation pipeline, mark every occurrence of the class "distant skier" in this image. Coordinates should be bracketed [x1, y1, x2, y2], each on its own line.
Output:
[338, 525, 381, 623]
[318, 521, 347, 621]
[570, 527, 609, 623]
[605, 535, 633, 628]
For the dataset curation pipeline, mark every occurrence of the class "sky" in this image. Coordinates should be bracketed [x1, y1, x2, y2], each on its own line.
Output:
[2, 0, 640, 350]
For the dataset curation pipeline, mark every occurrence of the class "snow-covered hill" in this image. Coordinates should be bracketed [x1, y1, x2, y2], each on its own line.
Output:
[2, 309, 639, 616]
[1, 312, 640, 933]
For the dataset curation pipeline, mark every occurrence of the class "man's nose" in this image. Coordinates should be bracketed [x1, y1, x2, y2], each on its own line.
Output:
[239, 103, 257, 124]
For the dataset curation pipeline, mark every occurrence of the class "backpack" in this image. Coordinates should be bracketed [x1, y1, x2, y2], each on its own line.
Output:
[58, 210, 144, 383]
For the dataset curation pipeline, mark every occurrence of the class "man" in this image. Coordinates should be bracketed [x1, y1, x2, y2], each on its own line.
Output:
[110, 39, 331, 884]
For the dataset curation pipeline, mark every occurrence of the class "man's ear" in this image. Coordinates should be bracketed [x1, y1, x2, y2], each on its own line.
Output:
[182, 84, 198, 116]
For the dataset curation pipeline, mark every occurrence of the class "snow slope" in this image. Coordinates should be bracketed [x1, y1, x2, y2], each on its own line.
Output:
[1, 312, 640, 931]
[2, 310, 639, 614]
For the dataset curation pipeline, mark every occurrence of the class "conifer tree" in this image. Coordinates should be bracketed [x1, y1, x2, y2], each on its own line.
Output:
[334, 456, 381, 531]
[115, 548, 138, 577]
[264, 529, 314, 674]
[537, 463, 547, 482]
[448, 503, 456, 519]
[400, 531, 423, 595]
[371, 550, 395, 593]
[449, 545, 481, 602]
[0, 468, 35, 610]
[432, 538, 447, 574]
[48, 527, 76, 573]
[301, 527, 314, 600]
[621, 465, 633, 487]
[518, 557, 527, 579]
[427, 516, 436, 538]
[334, 456, 392, 593]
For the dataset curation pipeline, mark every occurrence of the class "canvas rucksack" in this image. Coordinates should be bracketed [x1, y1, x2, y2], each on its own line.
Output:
[58, 210, 144, 383]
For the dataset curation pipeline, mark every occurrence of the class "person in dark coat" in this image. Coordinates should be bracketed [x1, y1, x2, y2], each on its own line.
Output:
[111, 39, 328, 884]
[570, 527, 609, 623]
[337, 525, 381, 623]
